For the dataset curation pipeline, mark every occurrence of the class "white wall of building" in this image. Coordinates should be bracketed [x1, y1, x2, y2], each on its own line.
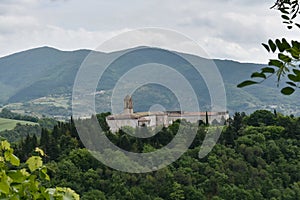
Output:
[107, 118, 138, 132]
[106, 112, 229, 133]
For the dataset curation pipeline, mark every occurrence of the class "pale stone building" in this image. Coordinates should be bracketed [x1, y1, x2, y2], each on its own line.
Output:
[106, 95, 229, 133]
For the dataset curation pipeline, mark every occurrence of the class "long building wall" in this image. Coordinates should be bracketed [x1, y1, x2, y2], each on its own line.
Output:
[106, 112, 229, 133]
[106, 118, 138, 133]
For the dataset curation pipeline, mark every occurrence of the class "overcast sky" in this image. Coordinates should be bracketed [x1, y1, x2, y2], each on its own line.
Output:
[0, 0, 298, 63]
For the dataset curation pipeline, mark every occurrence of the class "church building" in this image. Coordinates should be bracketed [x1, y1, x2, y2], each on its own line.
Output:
[106, 95, 229, 133]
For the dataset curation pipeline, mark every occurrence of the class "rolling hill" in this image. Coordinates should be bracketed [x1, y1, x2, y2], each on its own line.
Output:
[0, 46, 299, 117]
[0, 117, 38, 132]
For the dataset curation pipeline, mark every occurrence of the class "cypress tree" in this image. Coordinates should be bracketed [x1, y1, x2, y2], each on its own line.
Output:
[40, 128, 49, 151]
[205, 111, 209, 126]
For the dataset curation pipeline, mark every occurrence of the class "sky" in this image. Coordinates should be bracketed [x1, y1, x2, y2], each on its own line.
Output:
[0, 0, 299, 63]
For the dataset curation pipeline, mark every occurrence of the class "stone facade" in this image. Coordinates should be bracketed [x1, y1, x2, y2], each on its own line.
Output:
[106, 95, 229, 133]
[123, 95, 133, 114]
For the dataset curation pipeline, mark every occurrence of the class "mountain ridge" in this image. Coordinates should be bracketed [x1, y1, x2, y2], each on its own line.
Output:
[0, 46, 299, 117]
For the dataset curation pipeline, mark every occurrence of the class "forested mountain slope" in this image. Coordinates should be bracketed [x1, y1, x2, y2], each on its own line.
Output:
[0, 47, 299, 115]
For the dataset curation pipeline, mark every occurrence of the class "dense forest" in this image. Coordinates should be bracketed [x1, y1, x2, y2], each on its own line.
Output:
[1, 110, 300, 199]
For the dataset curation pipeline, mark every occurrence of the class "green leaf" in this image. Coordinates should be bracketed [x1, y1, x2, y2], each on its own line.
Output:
[278, 53, 292, 62]
[269, 59, 283, 68]
[9, 195, 19, 200]
[286, 81, 297, 87]
[1, 140, 10, 150]
[281, 14, 290, 20]
[289, 47, 300, 59]
[0, 174, 10, 194]
[292, 12, 298, 19]
[279, 8, 289, 14]
[281, 87, 295, 95]
[50, 187, 80, 200]
[237, 80, 258, 88]
[9, 154, 20, 166]
[7, 170, 27, 183]
[0, 181, 9, 194]
[35, 147, 45, 157]
[292, 40, 300, 49]
[276, 39, 285, 52]
[261, 67, 275, 73]
[40, 167, 50, 181]
[288, 74, 300, 82]
[251, 72, 266, 79]
[281, 38, 291, 49]
[262, 43, 270, 52]
[4, 150, 13, 162]
[268, 40, 277, 52]
[293, 69, 300, 76]
[26, 156, 43, 172]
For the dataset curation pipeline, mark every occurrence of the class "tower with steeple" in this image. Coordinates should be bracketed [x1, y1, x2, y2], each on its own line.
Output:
[123, 95, 133, 114]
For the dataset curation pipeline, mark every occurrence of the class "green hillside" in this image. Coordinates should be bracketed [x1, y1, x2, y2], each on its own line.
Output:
[0, 46, 300, 116]
[0, 118, 38, 132]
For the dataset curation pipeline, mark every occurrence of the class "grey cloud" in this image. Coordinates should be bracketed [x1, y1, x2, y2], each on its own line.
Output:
[177, 13, 267, 44]
[213, 0, 269, 6]
[0, 0, 294, 63]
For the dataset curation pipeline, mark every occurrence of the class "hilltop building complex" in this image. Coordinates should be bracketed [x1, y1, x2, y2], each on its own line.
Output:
[106, 95, 229, 132]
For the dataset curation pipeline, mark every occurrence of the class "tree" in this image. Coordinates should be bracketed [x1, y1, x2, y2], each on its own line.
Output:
[245, 110, 276, 126]
[238, 0, 300, 95]
[169, 182, 185, 200]
[205, 111, 209, 126]
[96, 112, 111, 132]
[81, 190, 106, 200]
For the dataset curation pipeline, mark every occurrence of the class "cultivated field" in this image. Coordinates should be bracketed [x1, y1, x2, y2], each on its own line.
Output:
[0, 118, 38, 132]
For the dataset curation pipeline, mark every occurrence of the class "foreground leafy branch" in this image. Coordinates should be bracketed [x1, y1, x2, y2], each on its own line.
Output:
[238, 39, 300, 95]
[238, 0, 300, 95]
[0, 140, 79, 199]
[272, 0, 300, 29]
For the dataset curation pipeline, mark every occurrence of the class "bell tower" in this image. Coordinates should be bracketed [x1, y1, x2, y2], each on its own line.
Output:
[124, 95, 133, 114]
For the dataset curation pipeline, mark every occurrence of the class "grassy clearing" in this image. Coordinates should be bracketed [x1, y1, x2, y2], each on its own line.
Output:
[0, 118, 38, 132]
